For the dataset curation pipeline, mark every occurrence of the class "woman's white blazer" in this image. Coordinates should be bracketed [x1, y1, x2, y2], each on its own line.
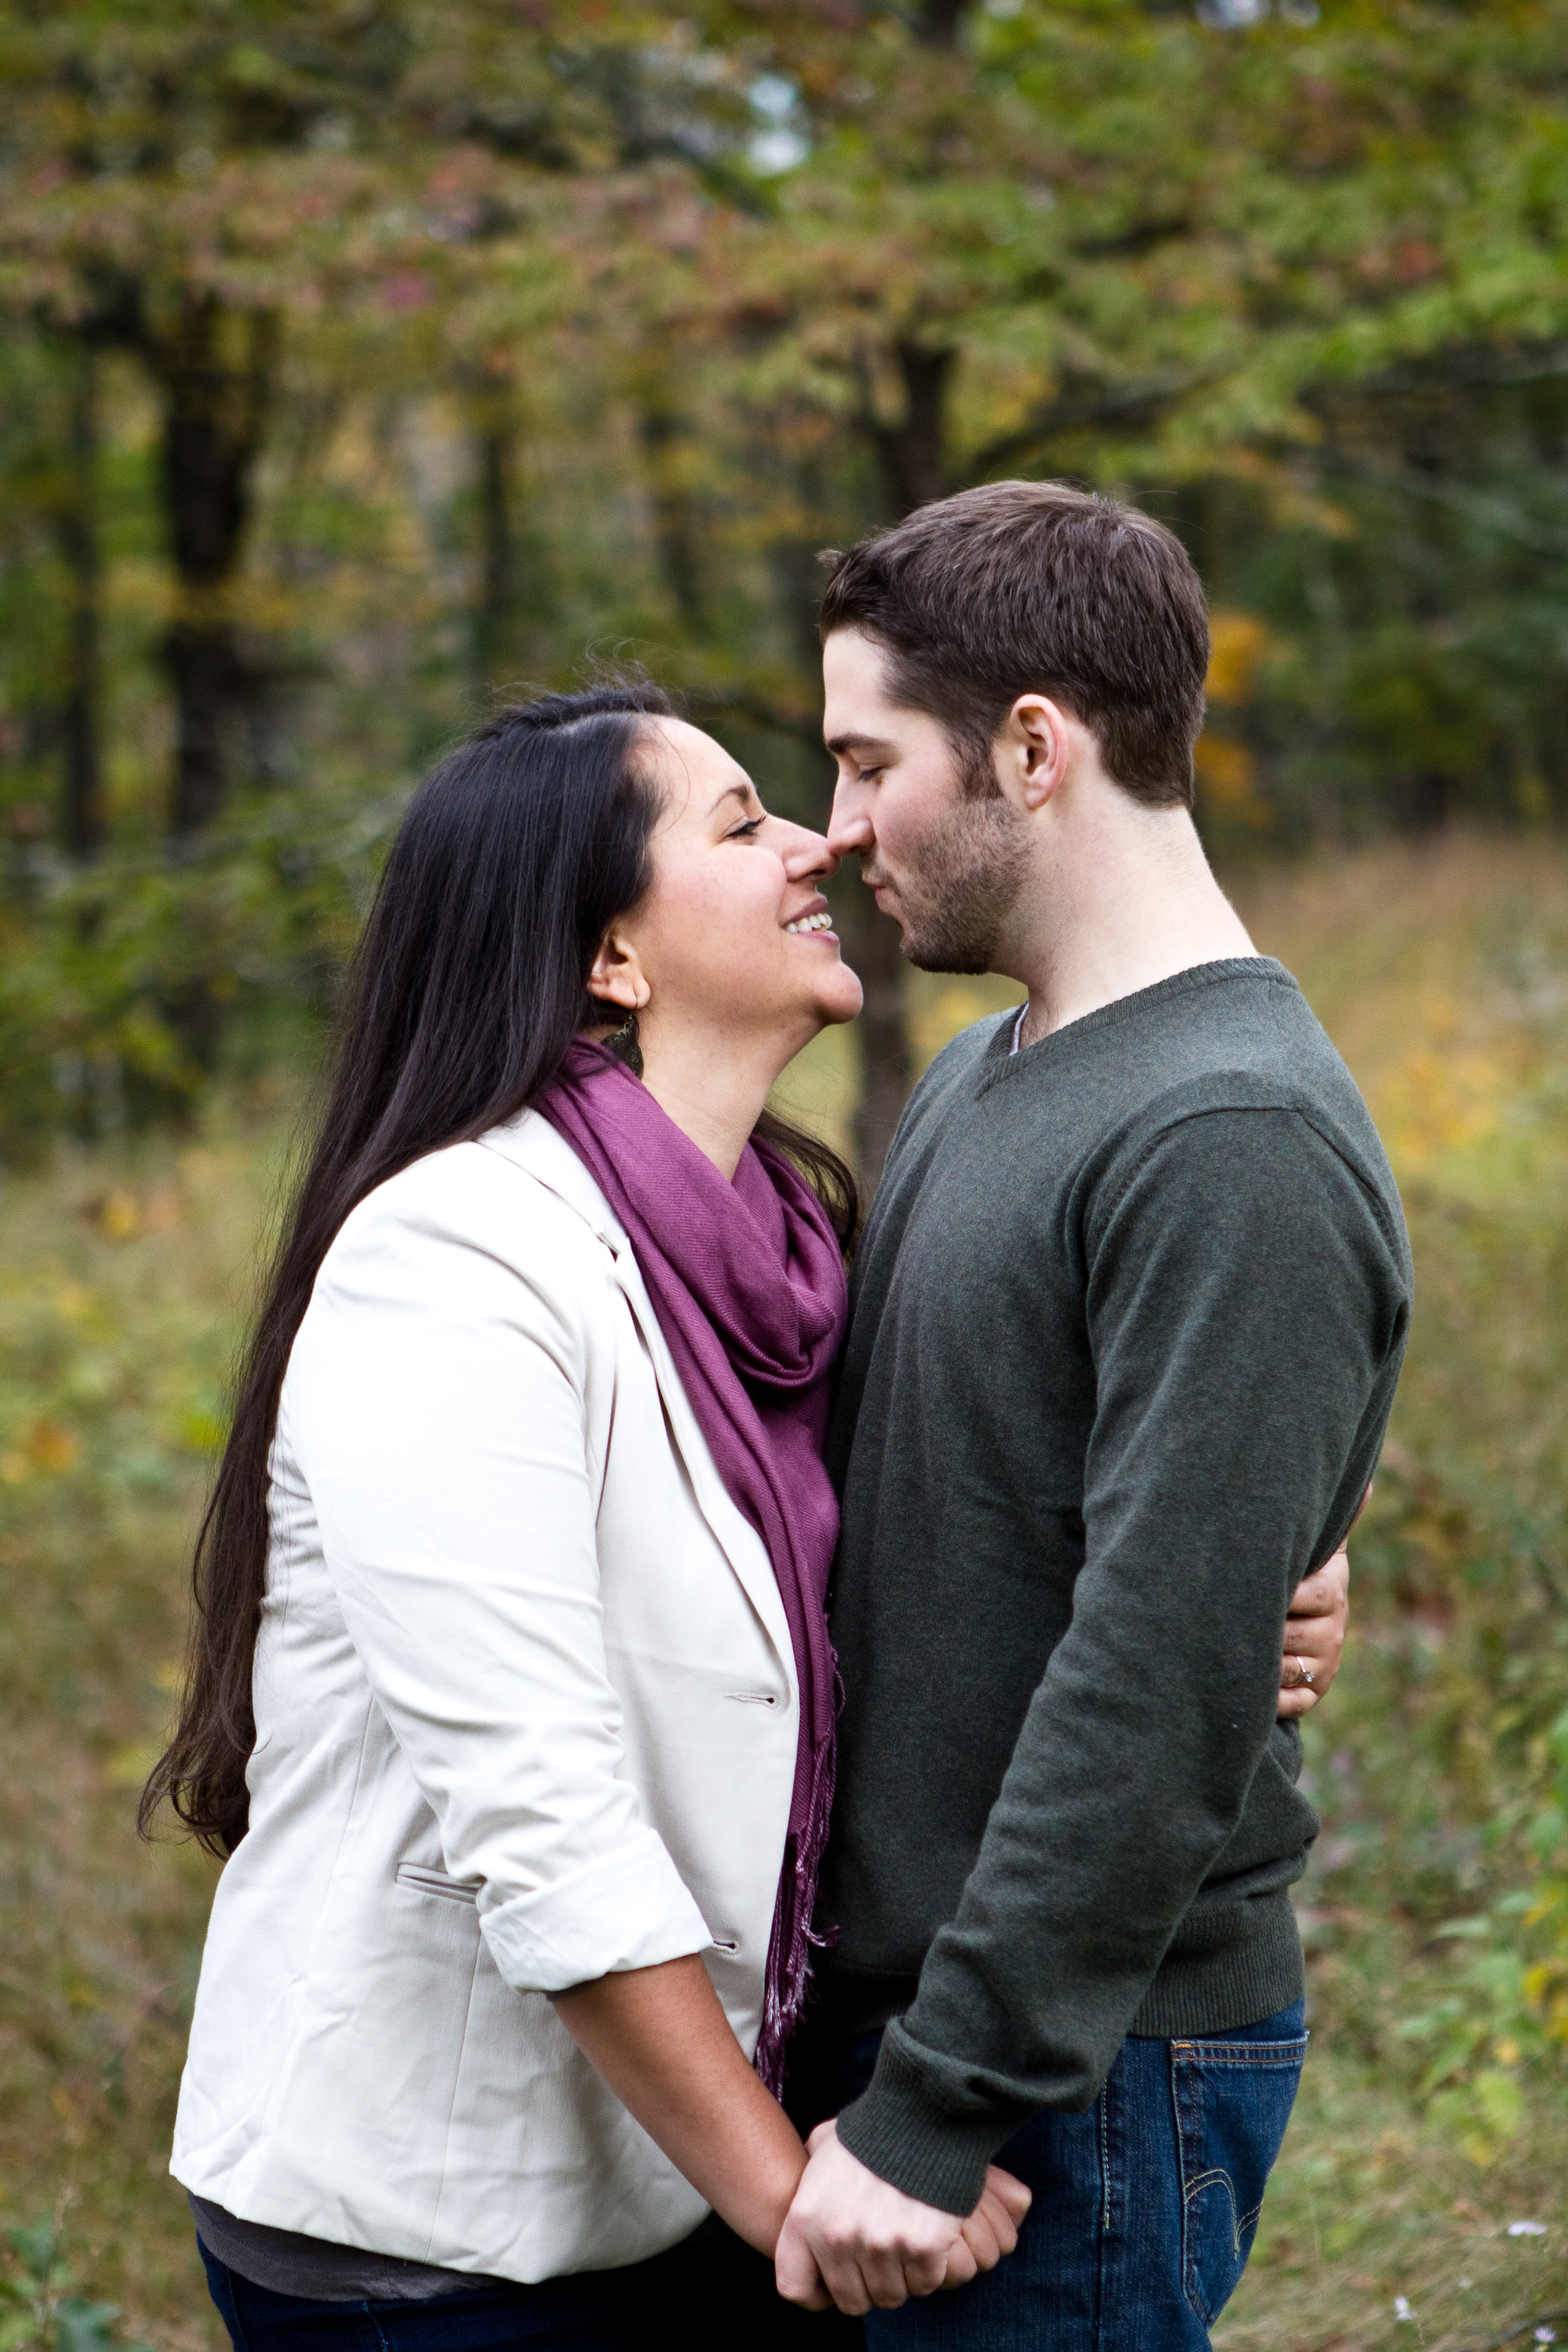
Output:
[170, 1110, 800, 2284]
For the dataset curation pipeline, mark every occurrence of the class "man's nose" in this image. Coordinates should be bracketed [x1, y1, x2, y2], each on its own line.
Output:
[826, 778, 874, 860]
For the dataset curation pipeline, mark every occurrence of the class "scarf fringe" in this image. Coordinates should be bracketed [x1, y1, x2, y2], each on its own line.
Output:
[753, 1731, 837, 2097]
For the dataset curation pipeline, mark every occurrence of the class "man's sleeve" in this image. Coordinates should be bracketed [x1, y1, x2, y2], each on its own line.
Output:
[832, 1106, 1409, 2213]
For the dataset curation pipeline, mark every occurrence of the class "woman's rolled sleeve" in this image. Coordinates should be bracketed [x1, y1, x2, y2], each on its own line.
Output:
[283, 1175, 712, 1993]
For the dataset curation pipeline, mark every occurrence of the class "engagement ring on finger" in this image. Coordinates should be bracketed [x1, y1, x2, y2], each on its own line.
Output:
[1296, 1656, 1315, 1687]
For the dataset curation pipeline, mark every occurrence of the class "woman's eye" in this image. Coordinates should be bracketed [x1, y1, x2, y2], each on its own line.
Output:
[729, 816, 765, 840]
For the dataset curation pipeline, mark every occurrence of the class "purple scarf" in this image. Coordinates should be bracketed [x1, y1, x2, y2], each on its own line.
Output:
[535, 1039, 847, 2091]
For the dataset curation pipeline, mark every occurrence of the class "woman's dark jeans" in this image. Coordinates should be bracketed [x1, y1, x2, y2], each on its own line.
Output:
[201, 2000, 1305, 2351]
[198, 2217, 761, 2352]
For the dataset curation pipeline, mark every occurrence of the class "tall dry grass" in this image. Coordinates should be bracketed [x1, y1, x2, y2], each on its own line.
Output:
[1, 834, 1565, 2351]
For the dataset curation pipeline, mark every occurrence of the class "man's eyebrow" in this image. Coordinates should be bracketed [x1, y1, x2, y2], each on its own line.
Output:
[825, 731, 895, 756]
[707, 781, 755, 815]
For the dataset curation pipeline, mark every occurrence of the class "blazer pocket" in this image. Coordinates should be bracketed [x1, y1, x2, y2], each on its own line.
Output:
[395, 1862, 481, 1906]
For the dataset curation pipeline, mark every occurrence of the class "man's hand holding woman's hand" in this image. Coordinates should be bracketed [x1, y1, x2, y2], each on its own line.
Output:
[774, 2119, 1032, 2315]
[771, 1496, 1368, 2312]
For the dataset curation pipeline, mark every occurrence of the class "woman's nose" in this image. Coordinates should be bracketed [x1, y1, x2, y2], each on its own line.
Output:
[780, 822, 839, 881]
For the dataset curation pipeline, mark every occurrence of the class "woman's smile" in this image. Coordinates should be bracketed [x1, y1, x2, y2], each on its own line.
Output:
[784, 896, 837, 938]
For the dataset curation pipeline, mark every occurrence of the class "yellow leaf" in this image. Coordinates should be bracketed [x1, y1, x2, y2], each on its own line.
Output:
[179, 1411, 228, 1455]
[104, 1739, 164, 1791]
[1205, 611, 1271, 706]
[28, 1420, 78, 1473]
[1195, 734, 1266, 827]
[98, 1190, 141, 1240]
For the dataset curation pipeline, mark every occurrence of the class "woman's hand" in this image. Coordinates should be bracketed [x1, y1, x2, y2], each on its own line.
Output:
[552, 1953, 815, 2272]
[943, 2167, 1035, 2291]
[1277, 1486, 1370, 1720]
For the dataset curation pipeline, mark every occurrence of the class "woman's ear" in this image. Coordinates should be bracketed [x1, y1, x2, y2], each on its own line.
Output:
[586, 928, 651, 1013]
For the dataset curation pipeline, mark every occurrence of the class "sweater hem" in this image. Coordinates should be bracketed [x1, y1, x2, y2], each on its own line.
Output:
[1131, 1890, 1304, 2038]
[833, 1894, 1306, 2213]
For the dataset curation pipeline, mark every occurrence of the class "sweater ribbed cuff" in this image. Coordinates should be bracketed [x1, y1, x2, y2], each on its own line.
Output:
[832, 2026, 1026, 2217]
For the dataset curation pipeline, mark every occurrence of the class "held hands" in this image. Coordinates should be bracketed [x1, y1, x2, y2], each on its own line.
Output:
[775, 2119, 1032, 2316]
[770, 1492, 1373, 2311]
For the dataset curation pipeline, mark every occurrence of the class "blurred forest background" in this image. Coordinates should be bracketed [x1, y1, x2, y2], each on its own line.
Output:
[2, 2, 1568, 2348]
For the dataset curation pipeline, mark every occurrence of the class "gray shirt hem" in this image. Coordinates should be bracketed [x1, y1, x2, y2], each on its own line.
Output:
[188, 2194, 506, 2304]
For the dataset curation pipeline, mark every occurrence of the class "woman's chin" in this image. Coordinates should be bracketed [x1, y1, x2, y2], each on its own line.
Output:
[813, 968, 865, 1029]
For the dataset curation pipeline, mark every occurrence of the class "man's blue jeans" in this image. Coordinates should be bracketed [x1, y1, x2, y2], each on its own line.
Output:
[807, 2000, 1307, 2351]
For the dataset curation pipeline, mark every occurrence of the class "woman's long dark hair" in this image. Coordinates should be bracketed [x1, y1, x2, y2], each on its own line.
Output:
[141, 685, 859, 1858]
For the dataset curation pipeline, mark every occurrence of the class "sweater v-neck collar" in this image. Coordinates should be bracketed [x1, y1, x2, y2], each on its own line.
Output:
[982, 956, 1295, 1091]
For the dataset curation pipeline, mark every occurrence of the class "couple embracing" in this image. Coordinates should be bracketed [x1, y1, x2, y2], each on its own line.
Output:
[152, 482, 1411, 2350]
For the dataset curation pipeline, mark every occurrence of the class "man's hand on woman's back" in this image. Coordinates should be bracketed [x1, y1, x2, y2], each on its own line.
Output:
[1278, 1486, 1371, 1720]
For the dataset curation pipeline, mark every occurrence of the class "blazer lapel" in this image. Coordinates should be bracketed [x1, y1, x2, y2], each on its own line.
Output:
[479, 1113, 797, 1683]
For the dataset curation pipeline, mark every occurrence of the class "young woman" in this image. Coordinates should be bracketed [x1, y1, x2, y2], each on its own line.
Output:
[144, 685, 1347, 2349]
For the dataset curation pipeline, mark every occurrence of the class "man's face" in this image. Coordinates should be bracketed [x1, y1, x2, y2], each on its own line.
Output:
[822, 627, 1027, 975]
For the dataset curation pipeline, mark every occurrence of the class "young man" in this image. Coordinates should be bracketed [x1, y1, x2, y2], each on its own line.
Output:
[773, 483, 1412, 2344]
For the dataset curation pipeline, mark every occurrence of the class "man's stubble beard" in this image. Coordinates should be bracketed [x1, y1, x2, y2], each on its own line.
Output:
[875, 756, 1029, 977]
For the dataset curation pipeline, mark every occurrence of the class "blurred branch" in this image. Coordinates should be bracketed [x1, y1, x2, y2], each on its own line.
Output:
[1317, 459, 1568, 558]
[1342, 344, 1568, 401]
[678, 684, 822, 747]
[968, 372, 1215, 479]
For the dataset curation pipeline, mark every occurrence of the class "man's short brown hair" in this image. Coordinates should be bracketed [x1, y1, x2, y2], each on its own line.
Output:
[818, 481, 1209, 810]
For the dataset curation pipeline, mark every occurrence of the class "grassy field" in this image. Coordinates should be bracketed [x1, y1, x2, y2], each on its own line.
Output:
[2, 833, 1566, 2350]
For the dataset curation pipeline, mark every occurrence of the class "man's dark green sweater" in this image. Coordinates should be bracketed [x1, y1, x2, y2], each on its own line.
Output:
[820, 958, 1412, 2215]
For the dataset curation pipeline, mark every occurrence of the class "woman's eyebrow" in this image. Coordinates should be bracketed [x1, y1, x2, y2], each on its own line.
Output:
[707, 782, 755, 815]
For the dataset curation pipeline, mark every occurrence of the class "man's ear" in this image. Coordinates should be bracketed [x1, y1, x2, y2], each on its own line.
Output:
[586, 929, 651, 1012]
[1004, 694, 1072, 810]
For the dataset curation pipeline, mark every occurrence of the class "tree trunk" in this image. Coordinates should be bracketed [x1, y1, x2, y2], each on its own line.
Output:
[58, 339, 105, 859]
[831, 336, 960, 1185]
[870, 341, 956, 516]
[473, 421, 517, 690]
[765, 435, 918, 1190]
[916, 0, 975, 48]
[837, 874, 913, 1190]
[153, 296, 275, 835]
[1404, 770, 1452, 832]
[639, 382, 706, 634]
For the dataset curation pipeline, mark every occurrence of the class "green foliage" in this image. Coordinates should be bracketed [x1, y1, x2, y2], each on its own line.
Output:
[1396, 1708, 1568, 2165]
[1, 840, 1564, 2352]
[0, 2217, 151, 2352]
[4, 3, 1568, 1150]
[1204, 839, 1568, 2280]
[0, 776, 389, 1162]
[0, 1115, 278, 2346]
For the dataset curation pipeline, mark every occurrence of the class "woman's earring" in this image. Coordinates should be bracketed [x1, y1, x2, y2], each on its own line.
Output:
[604, 1007, 644, 1078]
